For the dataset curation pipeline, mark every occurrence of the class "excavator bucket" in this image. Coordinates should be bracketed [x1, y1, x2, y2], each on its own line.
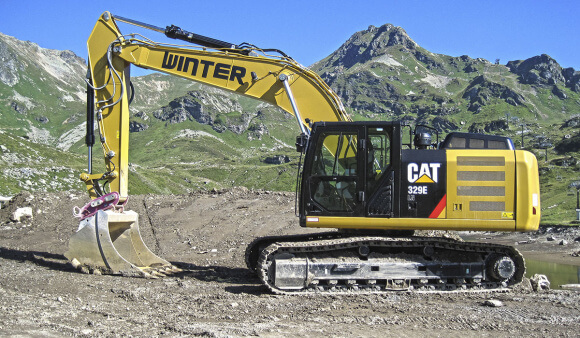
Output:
[65, 210, 181, 277]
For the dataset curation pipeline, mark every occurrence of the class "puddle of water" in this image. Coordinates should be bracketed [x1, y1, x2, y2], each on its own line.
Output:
[524, 258, 580, 289]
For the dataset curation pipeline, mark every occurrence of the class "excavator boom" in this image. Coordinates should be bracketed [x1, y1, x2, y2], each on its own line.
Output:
[66, 12, 349, 277]
[80, 11, 348, 200]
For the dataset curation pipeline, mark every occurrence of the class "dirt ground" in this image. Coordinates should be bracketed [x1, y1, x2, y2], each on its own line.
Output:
[0, 189, 579, 337]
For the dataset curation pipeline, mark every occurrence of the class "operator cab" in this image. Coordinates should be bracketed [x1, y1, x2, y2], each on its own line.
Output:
[299, 121, 402, 224]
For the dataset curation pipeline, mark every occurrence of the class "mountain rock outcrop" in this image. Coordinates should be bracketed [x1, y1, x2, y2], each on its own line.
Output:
[152, 90, 257, 134]
[316, 24, 418, 70]
[507, 54, 580, 92]
[463, 75, 526, 112]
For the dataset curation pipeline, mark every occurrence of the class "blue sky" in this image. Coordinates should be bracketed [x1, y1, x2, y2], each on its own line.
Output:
[1, 0, 579, 76]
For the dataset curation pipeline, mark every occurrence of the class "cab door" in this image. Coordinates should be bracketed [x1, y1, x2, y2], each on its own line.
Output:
[303, 126, 365, 217]
[365, 126, 396, 217]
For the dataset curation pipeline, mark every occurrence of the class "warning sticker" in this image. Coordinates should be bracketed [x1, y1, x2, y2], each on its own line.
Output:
[501, 212, 514, 219]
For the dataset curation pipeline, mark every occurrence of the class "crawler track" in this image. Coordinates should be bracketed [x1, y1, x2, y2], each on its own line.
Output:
[246, 234, 525, 294]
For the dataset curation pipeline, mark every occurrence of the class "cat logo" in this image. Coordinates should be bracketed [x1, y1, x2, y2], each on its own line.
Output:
[407, 163, 441, 183]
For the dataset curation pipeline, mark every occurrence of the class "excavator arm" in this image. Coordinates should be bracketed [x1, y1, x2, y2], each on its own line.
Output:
[81, 12, 349, 200]
[67, 12, 350, 277]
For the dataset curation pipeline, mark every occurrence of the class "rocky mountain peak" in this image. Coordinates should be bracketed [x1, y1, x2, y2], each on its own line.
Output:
[507, 54, 564, 85]
[366, 24, 417, 50]
[507, 53, 580, 92]
[0, 32, 86, 88]
[314, 23, 417, 70]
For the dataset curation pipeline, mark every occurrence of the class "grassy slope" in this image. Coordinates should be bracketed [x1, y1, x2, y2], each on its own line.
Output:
[0, 131, 86, 196]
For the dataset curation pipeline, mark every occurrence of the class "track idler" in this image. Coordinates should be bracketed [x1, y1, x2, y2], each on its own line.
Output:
[486, 254, 517, 281]
[65, 209, 181, 278]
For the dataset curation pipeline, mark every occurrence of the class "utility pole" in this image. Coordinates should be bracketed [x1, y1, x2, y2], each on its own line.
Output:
[576, 186, 580, 221]
[520, 123, 524, 148]
[539, 140, 552, 162]
[570, 181, 580, 221]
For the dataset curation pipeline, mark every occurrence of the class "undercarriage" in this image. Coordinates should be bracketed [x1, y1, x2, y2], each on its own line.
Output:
[246, 233, 525, 294]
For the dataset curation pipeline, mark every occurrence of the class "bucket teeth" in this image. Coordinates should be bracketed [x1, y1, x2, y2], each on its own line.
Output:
[139, 264, 183, 278]
[158, 267, 173, 275]
[162, 265, 183, 274]
[150, 270, 167, 278]
[169, 266, 183, 273]
[139, 271, 155, 279]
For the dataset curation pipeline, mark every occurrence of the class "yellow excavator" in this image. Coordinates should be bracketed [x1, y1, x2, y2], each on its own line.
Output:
[66, 12, 541, 292]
